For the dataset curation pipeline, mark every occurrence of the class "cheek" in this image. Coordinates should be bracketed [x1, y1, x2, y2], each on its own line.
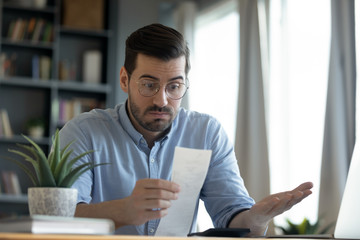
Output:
[169, 99, 182, 112]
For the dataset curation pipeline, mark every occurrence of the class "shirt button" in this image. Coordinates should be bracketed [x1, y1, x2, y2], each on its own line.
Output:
[150, 158, 155, 163]
[149, 228, 155, 233]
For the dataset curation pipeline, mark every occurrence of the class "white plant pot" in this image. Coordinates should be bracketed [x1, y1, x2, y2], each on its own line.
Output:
[28, 126, 44, 139]
[28, 187, 78, 217]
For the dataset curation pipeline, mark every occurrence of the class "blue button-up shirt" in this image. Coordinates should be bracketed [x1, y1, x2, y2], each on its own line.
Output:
[59, 103, 255, 235]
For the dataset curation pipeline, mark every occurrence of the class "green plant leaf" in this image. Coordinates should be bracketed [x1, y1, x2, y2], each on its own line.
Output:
[8, 145, 41, 184]
[48, 150, 54, 173]
[54, 149, 73, 184]
[51, 129, 61, 173]
[22, 135, 56, 187]
[5, 129, 108, 188]
[65, 150, 95, 172]
[3, 156, 38, 186]
[58, 162, 108, 188]
[60, 140, 76, 157]
[298, 218, 309, 234]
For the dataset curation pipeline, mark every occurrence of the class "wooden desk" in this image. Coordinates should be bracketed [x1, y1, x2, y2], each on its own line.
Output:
[0, 233, 236, 240]
[0, 233, 332, 240]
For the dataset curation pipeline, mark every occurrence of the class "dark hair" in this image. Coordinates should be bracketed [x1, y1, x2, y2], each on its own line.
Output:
[124, 23, 190, 77]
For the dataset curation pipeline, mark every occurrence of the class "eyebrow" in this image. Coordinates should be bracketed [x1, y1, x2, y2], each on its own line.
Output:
[139, 74, 184, 82]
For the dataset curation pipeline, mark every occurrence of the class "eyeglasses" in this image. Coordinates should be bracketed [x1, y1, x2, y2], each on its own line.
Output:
[136, 79, 189, 100]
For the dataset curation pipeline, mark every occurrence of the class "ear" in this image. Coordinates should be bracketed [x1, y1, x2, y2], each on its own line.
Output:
[120, 66, 129, 93]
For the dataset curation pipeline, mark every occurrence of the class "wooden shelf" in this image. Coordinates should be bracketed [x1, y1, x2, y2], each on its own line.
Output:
[2, 3, 56, 14]
[0, 194, 28, 204]
[59, 27, 112, 38]
[0, 135, 50, 145]
[1, 38, 54, 50]
[0, 77, 111, 93]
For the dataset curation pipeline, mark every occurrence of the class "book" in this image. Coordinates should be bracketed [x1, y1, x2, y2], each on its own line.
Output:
[0, 109, 13, 137]
[32, 18, 44, 42]
[0, 215, 115, 235]
[9, 171, 22, 195]
[25, 18, 37, 40]
[0, 171, 21, 195]
[32, 55, 40, 79]
[0, 171, 13, 194]
[40, 56, 51, 80]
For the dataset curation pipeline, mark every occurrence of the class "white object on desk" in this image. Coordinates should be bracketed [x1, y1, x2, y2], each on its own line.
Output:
[0, 215, 115, 235]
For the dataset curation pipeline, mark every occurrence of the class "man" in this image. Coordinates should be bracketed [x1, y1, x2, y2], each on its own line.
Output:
[59, 23, 313, 236]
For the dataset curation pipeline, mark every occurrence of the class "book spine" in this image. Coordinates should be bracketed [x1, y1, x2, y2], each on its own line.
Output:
[32, 55, 40, 79]
[0, 110, 3, 137]
[9, 172, 22, 195]
[0, 109, 13, 137]
[1, 171, 14, 194]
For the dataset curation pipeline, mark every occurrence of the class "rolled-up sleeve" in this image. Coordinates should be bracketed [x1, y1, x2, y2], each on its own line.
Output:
[200, 120, 255, 228]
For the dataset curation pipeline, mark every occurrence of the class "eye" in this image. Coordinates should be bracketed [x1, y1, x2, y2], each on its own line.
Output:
[141, 80, 157, 89]
[167, 83, 182, 91]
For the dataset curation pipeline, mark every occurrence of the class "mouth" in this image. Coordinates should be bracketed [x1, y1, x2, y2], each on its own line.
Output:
[148, 111, 170, 119]
[146, 106, 172, 119]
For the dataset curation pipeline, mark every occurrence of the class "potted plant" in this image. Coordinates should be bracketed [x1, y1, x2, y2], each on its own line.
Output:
[6, 129, 106, 217]
[25, 118, 46, 139]
[277, 217, 335, 235]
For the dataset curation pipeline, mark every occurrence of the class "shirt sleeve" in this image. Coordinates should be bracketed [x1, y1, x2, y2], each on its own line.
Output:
[59, 115, 95, 204]
[200, 118, 255, 228]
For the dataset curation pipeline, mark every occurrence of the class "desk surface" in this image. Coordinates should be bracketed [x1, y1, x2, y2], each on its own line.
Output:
[0, 233, 333, 240]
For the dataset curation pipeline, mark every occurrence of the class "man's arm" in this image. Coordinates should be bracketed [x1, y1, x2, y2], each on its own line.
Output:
[228, 182, 313, 236]
[75, 179, 180, 229]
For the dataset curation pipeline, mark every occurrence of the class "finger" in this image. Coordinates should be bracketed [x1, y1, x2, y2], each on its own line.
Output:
[139, 179, 181, 193]
[144, 208, 169, 220]
[132, 207, 169, 224]
[293, 182, 313, 192]
[281, 188, 313, 213]
[144, 188, 179, 201]
[143, 199, 173, 210]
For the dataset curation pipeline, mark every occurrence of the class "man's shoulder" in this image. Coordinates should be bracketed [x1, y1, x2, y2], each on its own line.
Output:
[69, 105, 120, 126]
[178, 108, 218, 123]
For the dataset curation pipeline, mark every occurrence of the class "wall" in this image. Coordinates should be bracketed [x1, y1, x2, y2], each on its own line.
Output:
[112, 0, 177, 105]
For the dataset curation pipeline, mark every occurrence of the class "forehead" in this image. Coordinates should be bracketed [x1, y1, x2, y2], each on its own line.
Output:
[134, 54, 186, 78]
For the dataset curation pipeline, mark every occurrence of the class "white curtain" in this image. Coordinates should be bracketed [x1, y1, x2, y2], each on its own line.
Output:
[235, 0, 270, 203]
[318, 0, 356, 232]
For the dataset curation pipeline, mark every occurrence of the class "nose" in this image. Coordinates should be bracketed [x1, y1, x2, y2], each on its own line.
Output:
[152, 86, 168, 108]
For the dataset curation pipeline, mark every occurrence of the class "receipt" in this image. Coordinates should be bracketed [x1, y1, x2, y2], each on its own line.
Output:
[155, 146, 212, 236]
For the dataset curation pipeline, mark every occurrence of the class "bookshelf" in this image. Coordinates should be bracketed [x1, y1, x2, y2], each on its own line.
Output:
[0, 0, 116, 216]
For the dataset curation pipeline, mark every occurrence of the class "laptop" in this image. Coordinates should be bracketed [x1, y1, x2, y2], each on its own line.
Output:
[333, 141, 360, 239]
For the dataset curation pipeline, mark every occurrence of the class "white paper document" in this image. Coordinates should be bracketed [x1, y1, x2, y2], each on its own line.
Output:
[155, 146, 212, 236]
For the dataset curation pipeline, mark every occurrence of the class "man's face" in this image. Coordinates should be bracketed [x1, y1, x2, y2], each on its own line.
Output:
[120, 54, 186, 136]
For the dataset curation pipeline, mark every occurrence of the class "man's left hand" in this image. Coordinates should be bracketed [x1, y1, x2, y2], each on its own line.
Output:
[229, 182, 313, 236]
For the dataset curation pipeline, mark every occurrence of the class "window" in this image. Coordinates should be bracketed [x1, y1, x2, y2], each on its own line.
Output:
[267, 0, 330, 226]
[190, 0, 239, 143]
[191, 0, 332, 230]
[191, 0, 239, 230]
